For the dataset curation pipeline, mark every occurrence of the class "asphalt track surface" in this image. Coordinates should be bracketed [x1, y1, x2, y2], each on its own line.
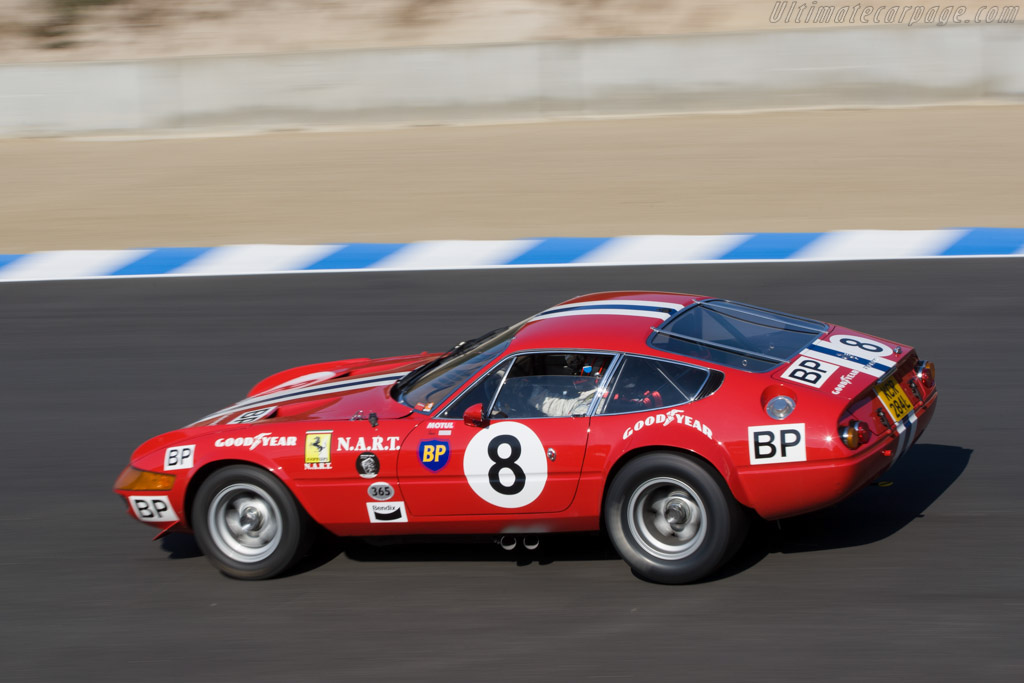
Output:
[1, 259, 1021, 682]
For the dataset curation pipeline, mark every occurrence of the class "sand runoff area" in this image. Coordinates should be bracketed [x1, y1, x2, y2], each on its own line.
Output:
[1, 105, 1021, 253]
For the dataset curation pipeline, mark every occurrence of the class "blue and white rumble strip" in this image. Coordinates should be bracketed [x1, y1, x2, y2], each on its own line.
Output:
[0, 228, 1021, 282]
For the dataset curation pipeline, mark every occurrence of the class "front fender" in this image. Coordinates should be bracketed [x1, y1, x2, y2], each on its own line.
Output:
[123, 430, 303, 532]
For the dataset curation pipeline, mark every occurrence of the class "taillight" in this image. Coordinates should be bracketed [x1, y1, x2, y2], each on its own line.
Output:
[915, 360, 935, 388]
[839, 420, 869, 449]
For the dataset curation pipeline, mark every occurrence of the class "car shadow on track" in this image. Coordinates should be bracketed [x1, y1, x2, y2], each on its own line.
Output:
[155, 525, 619, 576]
[323, 531, 621, 568]
[158, 443, 970, 580]
[160, 533, 203, 559]
[156, 526, 619, 575]
[334, 443, 971, 576]
[710, 443, 972, 581]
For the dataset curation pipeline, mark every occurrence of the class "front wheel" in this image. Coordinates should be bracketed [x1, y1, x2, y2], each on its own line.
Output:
[192, 465, 311, 580]
[604, 453, 745, 584]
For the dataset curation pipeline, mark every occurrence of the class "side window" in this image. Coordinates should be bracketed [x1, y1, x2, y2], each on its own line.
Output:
[440, 358, 513, 420]
[490, 353, 614, 419]
[598, 356, 710, 415]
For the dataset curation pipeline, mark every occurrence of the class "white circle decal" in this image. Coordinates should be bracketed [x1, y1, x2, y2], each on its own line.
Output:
[463, 422, 547, 509]
[828, 334, 893, 358]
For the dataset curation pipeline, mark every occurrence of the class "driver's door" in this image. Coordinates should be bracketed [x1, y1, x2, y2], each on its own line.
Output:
[397, 352, 614, 517]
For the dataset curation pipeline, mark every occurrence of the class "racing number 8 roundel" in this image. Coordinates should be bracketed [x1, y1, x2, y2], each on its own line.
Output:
[463, 422, 547, 508]
[830, 334, 893, 358]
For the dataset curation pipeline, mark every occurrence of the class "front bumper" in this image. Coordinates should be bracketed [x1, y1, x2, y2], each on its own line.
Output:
[114, 465, 187, 535]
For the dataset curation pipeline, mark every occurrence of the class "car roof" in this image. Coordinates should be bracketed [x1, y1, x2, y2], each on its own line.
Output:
[509, 291, 709, 356]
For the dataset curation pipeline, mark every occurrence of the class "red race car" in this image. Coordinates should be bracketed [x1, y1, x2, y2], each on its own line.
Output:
[114, 292, 937, 583]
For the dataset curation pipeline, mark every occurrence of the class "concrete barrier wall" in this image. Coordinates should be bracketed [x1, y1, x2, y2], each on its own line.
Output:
[2, 25, 1023, 135]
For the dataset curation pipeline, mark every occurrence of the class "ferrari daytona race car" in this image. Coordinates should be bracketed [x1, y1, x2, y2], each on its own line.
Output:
[114, 292, 937, 583]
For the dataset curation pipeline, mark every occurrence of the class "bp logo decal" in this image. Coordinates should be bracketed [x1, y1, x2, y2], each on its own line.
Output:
[418, 440, 449, 472]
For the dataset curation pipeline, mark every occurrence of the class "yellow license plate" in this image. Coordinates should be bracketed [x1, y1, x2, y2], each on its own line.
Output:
[876, 376, 914, 422]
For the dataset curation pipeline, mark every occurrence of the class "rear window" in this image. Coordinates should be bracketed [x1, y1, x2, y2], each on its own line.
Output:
[649, 300, 826, 372]
[597, 356, 711, 415]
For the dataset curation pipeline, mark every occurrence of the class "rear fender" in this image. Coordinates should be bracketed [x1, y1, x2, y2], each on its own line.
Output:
[603, 443, 742, 506]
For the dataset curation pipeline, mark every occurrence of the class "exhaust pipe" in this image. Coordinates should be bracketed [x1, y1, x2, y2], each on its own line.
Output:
[497, 535, 541, 551]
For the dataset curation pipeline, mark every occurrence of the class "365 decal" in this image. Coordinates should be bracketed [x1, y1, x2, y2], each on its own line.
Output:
[463, 422, 547, 508]
[367, 482, 395, 501]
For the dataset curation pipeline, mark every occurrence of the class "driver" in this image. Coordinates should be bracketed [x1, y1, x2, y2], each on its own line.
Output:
[523, 355, 603, 417]
[532, 385, 598, 417]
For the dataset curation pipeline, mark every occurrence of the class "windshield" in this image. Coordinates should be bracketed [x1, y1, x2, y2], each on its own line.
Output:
[649, 300, 826, 372]
[398, 324, 521, 412]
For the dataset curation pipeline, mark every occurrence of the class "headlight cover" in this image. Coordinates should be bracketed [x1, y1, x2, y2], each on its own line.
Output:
[114, 466, 175, 491]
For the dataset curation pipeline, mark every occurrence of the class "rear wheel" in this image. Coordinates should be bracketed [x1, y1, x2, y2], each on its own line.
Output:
[604, 453, 745, 584]
[192, 465, 311, 580]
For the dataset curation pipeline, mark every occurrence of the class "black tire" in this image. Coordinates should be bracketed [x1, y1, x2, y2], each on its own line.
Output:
[604, 452, 745, 584]
[192, 465, 312, 580]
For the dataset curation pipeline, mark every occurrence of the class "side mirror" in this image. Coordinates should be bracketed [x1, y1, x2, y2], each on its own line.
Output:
[463, 403, 489, 428]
